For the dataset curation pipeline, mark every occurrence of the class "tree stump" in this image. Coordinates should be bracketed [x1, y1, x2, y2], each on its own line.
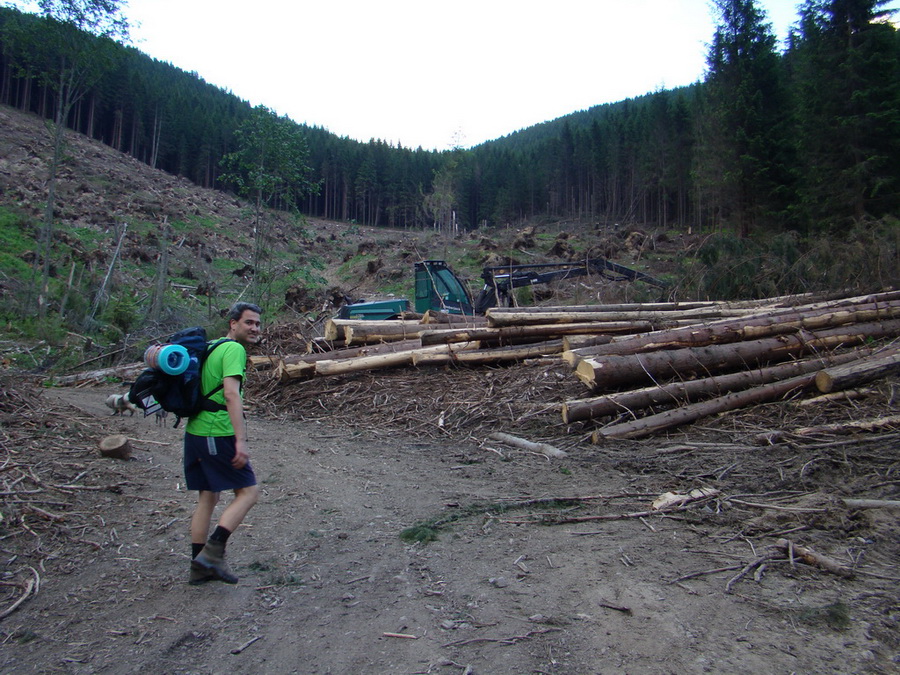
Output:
[99, 434, 132, 460]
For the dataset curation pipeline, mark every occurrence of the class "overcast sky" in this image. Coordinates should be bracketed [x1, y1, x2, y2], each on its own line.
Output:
[17, 0, 899, 150]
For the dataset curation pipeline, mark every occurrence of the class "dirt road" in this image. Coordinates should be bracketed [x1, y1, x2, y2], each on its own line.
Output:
[0, 383, 896, 674]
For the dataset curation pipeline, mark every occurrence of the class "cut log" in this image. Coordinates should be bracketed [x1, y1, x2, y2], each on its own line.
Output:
[419, 321, 654, 347]
[815, 348, 900, 393]
[795, 389, 875, 406]
[561, 335, 615, 353]
[486, 306, 761, 327]
[99, 435, 132, 460]
[276, 361, 317, 382]
[344, 323, 427, 345]
[793, 414, 900, 436]
[593, 372, 819, 441]
[420, 310, 489, 326]
[51, 362, 145, 386]
[487, 301, 723, 313]
[562, 350, 865, 423]
[312, 341, 479, 376]
[487, 432, 567, 458]
[324, 318, 424, 343]
[568, 300, 900, 362]
[284, 338, 424, 364]
[575, 320, 900, 391]
[412, 340, 565, 367]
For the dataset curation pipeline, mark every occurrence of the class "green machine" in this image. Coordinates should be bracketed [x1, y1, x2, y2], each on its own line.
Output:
[413, 260, 475, 315]
[337, 258, 666, 320]
[336, 261, 473, 320]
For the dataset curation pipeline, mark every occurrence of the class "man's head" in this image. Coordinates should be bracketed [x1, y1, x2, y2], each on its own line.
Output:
[226, 302, 262, 347]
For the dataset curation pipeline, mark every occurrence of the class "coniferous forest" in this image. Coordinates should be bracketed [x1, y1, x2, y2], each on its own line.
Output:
[0, 1, 898, 237]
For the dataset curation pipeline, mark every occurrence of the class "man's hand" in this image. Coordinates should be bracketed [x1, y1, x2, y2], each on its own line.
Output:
[232, 438, 250, 469]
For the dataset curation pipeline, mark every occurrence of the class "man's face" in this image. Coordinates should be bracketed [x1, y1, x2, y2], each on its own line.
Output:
[230, 310, 261, 347]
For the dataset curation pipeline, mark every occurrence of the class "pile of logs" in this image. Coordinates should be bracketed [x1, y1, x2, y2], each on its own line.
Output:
[563, 290, 900, 440]
[263, 290, 900, 441]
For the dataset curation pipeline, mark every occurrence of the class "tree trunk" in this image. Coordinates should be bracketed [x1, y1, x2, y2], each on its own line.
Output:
[324, 319, 423, 343]
[593, 372, 819, 441]
[420, 321, 654, 347]
[305, 342, 479, 378]
[568, 300, 900, 362]
[575, 320, 900, 391]
[486, 306, 760, 327]
[412, 340, 565, 367]
[563, 350, 866, 423]
[814, 348, 900, 393]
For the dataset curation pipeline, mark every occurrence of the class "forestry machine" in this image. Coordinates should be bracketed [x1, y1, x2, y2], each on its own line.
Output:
[337, 258, 667, 320]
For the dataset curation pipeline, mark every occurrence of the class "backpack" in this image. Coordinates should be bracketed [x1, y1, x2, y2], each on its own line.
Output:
[128, 327, 234, 427]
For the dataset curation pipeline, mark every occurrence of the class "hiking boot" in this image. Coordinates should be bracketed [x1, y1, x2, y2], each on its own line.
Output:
[190, 539, 238, 584]
[188, 564, 216, 585]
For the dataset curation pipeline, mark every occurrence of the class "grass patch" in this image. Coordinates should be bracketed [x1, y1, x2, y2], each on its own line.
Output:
[798, 602, 851, 630]
[399, 497, 585, 544]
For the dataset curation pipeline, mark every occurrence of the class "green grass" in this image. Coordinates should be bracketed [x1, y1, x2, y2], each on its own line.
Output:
[0, 208, 36, 280]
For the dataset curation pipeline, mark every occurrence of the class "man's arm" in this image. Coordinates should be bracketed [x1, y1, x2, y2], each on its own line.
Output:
[223, 375, 249, 469]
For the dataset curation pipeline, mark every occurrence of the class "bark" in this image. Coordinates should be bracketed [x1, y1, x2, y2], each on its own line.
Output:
[593, 372, 821, 441]
[311, 341, 479, 377]
[52, 363, 145, 386]
[284, 339, 424, 364]
[815, 348, 900, 393]
[420, 310, 489, 326]
[412, 340, 565, 367]
[486, 306, 760, 327]
[562, 350, 865, 423]
[575, 320, 900, 391]
[324, 318, 424, 342]
[793, 414, 900, 436]
[345, 322, 427, 345]
[487, 432, 567, 458]
[568, 300, 900, 362]
[420, 321, 654, 347]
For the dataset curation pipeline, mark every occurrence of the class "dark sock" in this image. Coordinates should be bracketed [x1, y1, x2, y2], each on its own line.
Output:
[209, 525, 232, 544]
[192, 543, 204, 559]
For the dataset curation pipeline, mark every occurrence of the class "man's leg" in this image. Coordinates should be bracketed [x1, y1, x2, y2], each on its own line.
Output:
[218, 485, 259, 532]
[188, 491, 220, 584]
[191, 490, 220, 549]
[191, 485, 259, 585]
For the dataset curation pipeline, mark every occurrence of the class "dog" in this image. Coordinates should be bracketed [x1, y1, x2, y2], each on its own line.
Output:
[105, 394, 137, 416]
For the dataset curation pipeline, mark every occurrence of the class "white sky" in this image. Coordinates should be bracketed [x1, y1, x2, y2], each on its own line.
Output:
[16, 0, 900, 150]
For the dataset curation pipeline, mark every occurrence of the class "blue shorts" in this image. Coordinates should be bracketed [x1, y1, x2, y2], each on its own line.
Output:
[183, 433, 257, 493]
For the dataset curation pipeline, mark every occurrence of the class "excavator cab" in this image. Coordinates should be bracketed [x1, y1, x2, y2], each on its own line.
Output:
[414, 260, 475, 315]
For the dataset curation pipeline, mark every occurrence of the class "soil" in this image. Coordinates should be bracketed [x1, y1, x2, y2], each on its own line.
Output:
[1, 375, 897, 675]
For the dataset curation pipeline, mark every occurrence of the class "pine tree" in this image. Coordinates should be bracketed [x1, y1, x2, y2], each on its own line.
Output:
[698, 0, 794, 236]
[791, 0, 900, 226]
[220, 105, 319, 304]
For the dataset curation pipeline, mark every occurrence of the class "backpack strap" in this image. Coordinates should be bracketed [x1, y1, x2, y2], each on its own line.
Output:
[197, 338, 236, 411]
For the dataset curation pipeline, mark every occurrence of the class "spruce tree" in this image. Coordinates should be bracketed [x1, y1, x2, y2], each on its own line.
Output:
[698, 0, 794, 236]
[791, 0, 900, 227]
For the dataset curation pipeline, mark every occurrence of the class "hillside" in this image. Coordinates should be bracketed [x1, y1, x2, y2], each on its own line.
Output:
[0, 103, 680, 348]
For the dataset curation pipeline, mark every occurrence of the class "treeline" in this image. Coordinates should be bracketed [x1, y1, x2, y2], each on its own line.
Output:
[1, 1, 898, 236]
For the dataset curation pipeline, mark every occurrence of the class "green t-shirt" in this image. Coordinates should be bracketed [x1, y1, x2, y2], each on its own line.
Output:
[184, 339, 247, 437]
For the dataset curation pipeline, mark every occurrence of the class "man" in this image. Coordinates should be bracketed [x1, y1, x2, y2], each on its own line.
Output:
[185, 302, 261, 585]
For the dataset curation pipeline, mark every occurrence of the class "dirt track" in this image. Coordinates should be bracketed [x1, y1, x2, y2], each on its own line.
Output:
[0, 382, 897, 674]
